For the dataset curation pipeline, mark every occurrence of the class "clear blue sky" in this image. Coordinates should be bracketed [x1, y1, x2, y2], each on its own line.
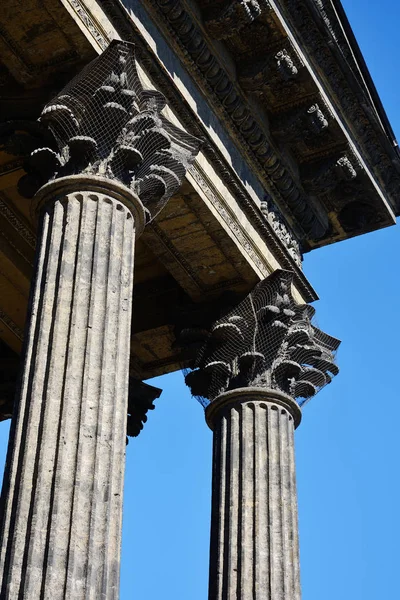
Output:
[1, 1, 399, 598]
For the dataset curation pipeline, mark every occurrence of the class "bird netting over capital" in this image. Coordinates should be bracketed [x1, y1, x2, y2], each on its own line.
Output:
[19, 40, 202, 222]
[185, 270, 340, 408]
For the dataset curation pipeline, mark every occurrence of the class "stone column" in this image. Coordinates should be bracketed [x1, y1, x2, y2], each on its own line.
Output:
[0, 176, 144, 599]
[0, 40, 200, 599]
[185, 270, 340, 600]
[206, 388, 301, 600]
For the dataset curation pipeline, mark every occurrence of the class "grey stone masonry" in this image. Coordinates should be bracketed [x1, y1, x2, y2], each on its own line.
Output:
[0, 40, 200, 599]
[206, 388, 302, 600]
[0, 176, 145, 599]
[185, 273, 339, 600]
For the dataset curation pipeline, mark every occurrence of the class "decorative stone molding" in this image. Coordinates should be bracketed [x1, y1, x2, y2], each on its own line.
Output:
[142, 0, 328, 240]
[271, 101, 330, 143]
[67, 0, 109, 50]
[0, 194, 36, 250]
[188, 164, 317, 295]
[205, 0, 271, 40]
[275, 48, 300, 80]
[107, 0, 399, 245]
[0, 310, 24, 342]
[280, 0, 400, 206]
[260, 198, 302, 267]
[185, 269, 339, 405]
[239, 47, 304, 92]
[19, 40, 201, 223]
[300, 152, 358, 193]
[96, 2, 319, 299]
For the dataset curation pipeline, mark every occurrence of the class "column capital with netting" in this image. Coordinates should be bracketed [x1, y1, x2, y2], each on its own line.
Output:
[185, 270, 340, 600]
[186, 269, 340, 415]
[18, 39, 201, 228]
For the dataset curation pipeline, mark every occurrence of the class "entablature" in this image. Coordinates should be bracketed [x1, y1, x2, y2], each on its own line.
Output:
[118, 0, 398, 250]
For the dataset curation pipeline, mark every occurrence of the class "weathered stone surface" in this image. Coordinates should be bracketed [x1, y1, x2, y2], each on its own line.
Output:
[0, 37, 201, 598]
[206, 388, 301, 600]
[185, 273, 339, 600]
[0, 179, 145, 599]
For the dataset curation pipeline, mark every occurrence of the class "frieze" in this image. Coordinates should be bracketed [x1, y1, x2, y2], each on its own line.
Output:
[188, 164, 308, 277]
[67, 0, 109, 50]
[0, 310, 24, 341]
[0, 199, 35, 268]
[188, 165, 269, 277]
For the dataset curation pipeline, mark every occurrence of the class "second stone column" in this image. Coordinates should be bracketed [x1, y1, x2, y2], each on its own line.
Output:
[206, 389, 301, 600]
[185, 270, 340, 600]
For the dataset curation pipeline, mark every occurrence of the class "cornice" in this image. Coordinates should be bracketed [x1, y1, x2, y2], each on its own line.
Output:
[139, 0, 328, 241]
[96, 0, 318, 301]
[276, 0, 400, 211]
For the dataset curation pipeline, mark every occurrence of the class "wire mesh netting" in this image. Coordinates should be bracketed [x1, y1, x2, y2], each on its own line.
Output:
[184, 270, 340, 408]
[19, 40, 201, 220]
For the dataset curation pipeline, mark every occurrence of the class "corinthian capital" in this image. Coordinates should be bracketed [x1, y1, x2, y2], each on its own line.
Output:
[18, 40, 201, 222]
[185, 270, 340, 405]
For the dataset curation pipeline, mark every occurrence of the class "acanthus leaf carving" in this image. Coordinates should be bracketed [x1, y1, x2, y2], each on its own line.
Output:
[19, 41, 201, 223]
[185, 270, 340, 405]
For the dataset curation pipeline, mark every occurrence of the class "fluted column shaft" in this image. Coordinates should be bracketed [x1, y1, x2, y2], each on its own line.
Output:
[206, 388, 302, 600]
[0, 177, 145, 599]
